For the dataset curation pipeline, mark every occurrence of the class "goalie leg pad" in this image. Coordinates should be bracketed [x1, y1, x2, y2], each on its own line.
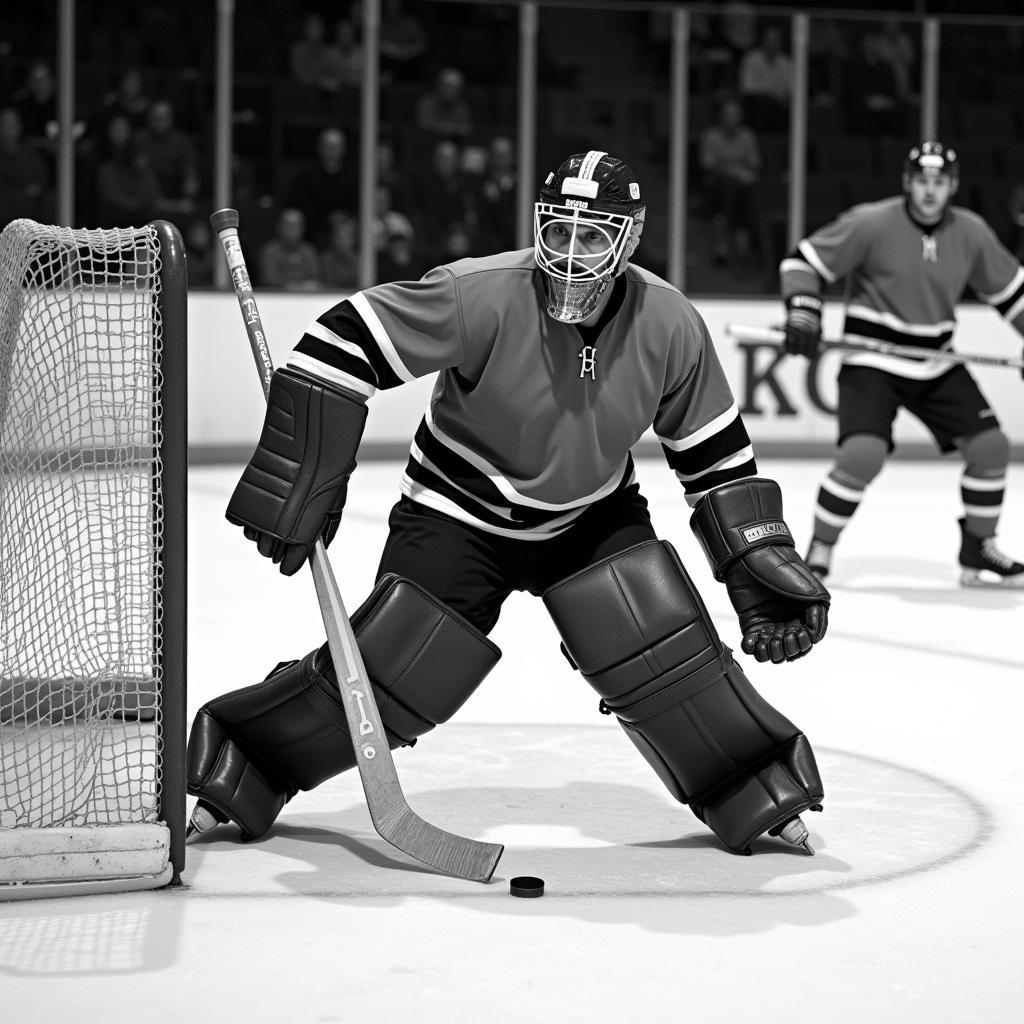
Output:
[542, 539, 823, 852]
[186, 574, 501, 839]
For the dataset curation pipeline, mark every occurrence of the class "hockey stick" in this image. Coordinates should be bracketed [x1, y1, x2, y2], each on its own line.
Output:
[725, 323, 1024, 370]
[210, 208, 503, 883]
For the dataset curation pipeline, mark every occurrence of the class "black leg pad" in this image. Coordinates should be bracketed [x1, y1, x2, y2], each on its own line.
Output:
[542, 539, 824, 852]
[186, 574, 501, 839]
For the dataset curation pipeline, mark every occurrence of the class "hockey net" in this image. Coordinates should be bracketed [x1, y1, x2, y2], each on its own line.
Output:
[0, 219, 186, 899]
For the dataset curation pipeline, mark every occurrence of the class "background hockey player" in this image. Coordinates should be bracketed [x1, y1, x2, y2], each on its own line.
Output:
[781, 141, 1024, 587]
[187, 151, 831, 858]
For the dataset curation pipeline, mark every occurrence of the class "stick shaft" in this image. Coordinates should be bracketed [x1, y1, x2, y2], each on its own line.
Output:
[210, 210, 502, 882]
[725, 323, 1024, 370]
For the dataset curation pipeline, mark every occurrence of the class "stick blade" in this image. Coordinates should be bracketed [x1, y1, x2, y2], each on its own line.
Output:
[378, 805, 503, 883]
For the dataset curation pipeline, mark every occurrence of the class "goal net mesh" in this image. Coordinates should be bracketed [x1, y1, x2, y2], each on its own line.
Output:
[0, 220, 165, 840]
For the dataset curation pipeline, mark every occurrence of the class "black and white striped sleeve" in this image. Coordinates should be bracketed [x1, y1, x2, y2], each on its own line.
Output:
[285, 267, 467, 397]
[970, 220, 1024, 336]
[655, 312, 757, 506]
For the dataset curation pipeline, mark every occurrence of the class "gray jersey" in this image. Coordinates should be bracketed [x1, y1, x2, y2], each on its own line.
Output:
[286, 249, 756, 539]
[781, 196, 1024, 380]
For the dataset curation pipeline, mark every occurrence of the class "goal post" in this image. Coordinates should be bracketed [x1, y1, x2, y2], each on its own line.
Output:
[0, 218, 187, 900]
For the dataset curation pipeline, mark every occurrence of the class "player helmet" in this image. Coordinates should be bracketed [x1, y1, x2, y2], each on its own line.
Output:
[903, 141, 959, 182]
[534, 150, 646, 323]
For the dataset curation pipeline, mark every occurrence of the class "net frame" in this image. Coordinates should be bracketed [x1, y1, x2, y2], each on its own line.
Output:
[0, 219, 186, 900]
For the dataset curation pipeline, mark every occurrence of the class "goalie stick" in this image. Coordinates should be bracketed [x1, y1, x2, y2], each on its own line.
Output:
[209, 208, 503, 883]
[725, 323, 1024, 370]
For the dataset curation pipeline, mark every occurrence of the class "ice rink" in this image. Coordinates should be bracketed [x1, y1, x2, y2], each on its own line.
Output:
[2, 456, 1022, 1023]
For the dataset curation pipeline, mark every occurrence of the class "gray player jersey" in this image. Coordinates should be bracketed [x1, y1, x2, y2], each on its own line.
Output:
[781, 196, 1024, 380]
[286, 249, 755, 540]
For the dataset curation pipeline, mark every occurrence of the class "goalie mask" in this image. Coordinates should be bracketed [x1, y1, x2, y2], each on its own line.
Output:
[535, 150, 646, 323]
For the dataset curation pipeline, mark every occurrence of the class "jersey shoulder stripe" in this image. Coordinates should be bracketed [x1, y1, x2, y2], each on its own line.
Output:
[291, 298, 407, 390]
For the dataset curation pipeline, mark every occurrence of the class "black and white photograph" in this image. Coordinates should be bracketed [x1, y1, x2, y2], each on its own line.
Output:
[1, 1, 1022, 1021]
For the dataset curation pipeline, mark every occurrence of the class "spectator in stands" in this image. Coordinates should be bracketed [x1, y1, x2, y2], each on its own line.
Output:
[94, 115, 162, 226]
[0, 107, 49, 225]
[285, 127, 359, 248]
[376, 134, 415, 216]
[183, 219, 215, 287]
[96, 68, 151, 139]
[414, 67, 474, 140]
[712, 2, 758, 91]
[12, 62, 59, 148]
[440, 221, 474, 261]
[738, 24, 792, 132]
[842, 31, 905, 136]
[373, 183, 416, 255]
[700, 96, 761, 268]
[259, 207, 322, 291]
[377, 231, 419, 283]
[289, 12, 345, 94]
[320, 211, 361, 290]
[866, 16, 916, 102]
[134, 100, 200, 215]
[409, 139, 478, 267]
[807, 17, 849, 110]
[370, 181, 422, 282]
[475, 135, 517, 252]
[379, 0, 429, 83]
[330, 16, 365, 88]
[677, 3, 756, 95]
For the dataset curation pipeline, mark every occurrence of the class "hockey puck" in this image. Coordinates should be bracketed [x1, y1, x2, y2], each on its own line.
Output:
[509, 876, 544, 898]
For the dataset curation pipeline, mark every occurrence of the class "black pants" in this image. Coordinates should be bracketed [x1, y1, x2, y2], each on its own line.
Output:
[376, 484, 657, 634]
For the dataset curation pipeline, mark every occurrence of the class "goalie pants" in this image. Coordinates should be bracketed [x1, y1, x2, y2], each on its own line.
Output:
[376, 486, 659, 634]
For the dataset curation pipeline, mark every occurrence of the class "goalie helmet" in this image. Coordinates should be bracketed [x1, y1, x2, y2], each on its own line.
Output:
[903, 141, 959, 181]
[534, 150, 646, 323]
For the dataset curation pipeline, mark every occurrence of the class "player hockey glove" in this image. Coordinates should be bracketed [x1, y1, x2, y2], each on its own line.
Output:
[226, 367, 367, 575]
[690, 478, 830, 664]
[783, 294, 823, 358]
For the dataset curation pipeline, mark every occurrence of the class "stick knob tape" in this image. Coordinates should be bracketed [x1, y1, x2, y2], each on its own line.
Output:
[210, 208, 240, 233]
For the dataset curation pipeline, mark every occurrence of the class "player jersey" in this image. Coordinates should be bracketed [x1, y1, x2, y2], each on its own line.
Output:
[285, 248, 756, 540]
[781, 196, 1024, 380]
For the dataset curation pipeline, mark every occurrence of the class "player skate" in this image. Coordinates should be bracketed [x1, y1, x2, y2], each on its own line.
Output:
[958, 518, 1024, 588]
[804, 538, 834, 580]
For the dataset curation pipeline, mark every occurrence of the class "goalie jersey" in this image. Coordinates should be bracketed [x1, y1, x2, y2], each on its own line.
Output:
[285, 248, 756, 540]
[781, 196, 1024, 380]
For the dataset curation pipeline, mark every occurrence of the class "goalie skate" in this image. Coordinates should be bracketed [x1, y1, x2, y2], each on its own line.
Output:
[958, 519, 1024, 589]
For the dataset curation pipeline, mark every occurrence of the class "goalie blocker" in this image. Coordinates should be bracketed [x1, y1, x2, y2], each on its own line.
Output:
[543, 539, 824, 854]
[187, 575, 501, 840]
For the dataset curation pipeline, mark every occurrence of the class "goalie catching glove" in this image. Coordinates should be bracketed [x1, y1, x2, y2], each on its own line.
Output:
[690, 478, 830, 664]
[226, 367, 367, 575]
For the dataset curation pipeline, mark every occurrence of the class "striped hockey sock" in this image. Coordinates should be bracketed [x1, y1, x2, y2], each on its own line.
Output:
[811, 470, 868, 545]
[960, 472, 1004, 539]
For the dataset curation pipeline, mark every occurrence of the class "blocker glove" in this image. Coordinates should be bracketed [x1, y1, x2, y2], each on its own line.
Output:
[690, 478, 830, 664]
[226, 367, 367, 575]
[783, 294, 823, 358]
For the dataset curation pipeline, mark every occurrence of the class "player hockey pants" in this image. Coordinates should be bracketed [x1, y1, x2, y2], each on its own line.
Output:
[542, 539, 824, 854]
[186, 573, 501, 840]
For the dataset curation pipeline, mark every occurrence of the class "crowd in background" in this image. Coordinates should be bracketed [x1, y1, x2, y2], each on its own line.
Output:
[3, 0, 1024, 293]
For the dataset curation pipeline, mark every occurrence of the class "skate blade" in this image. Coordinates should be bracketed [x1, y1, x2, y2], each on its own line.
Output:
[959, 569, 1024, 589]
